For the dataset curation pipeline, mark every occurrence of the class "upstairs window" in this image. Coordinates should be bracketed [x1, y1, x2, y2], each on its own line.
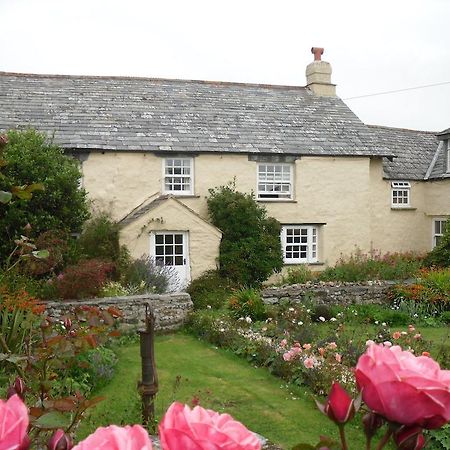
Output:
[433, 219, 448, 248]
[391, 181, 411, 207]
[163, 158, 193, 195]
[257, 164, 293, 200]
[281, 225, 318, 264]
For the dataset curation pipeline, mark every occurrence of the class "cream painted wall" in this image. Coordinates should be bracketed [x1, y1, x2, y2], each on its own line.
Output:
[120, 198, 221, 281]
[81, 151, 450, 277]
[369, 160, 450, 254]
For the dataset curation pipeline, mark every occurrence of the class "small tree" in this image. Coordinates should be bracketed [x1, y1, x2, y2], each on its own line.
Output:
[207, 182, 283, 286]
[425, 221, 450, 267]
[0, 129, 89, 262]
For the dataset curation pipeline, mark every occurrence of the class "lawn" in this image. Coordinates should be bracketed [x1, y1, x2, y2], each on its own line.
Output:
[77, 333, 369, 449]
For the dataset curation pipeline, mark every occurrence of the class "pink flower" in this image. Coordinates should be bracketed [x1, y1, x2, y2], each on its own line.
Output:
[159, 402, 261, 450]
[383, 341, 392, 347]
[0, 394, 29, 450]
[283, 351, 293, 361]
[291, 346, 302, 355]
[302, 343, 311, 350]
[393, 331, 401, 340]
[47, 429, 73, 450]
[279, 339, 287, 348]
[394, 426, 425, 450]
[316, 382, 359, 425]
[327, 342, 337, 350]
[414, 334, 421, 340]
[303, 357, 315, 369]
[72, 425, 152, 450]
[408, 325, 416, 332]
[355, 344, 450, 429]
[335, 353, 342, 363]
[365, 339, 375, 346]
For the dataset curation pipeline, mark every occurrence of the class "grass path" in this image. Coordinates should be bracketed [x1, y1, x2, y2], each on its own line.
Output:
[77, 333, 368, 449]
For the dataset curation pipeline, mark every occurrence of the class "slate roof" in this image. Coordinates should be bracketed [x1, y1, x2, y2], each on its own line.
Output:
[367, 125, 439, 180]
[0, 72, 392, 158]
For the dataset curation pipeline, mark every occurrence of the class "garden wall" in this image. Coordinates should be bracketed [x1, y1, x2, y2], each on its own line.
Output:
[45, 293, 193, 332]
[262, 280, 398, 306]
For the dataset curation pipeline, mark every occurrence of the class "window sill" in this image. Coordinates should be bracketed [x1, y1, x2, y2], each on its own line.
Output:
[284, 261, 323, 265]
[258, 199, 297, 203]
[391, 207, 417, 211]
[163, 194, 200, 199]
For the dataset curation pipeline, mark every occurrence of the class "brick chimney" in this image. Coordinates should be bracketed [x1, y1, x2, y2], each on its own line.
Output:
[306, 47, 336, 96]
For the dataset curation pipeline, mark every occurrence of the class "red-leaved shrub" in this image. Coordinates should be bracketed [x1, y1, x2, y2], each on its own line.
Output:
[56, 259, 115, 299]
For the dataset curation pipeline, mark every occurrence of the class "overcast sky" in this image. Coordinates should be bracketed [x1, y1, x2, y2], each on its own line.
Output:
[1, 0, 449, 131]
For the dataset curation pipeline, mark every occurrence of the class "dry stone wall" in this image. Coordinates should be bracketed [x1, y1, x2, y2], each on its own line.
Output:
[45, 293, 193, 332]
[262, 280, 399, 306]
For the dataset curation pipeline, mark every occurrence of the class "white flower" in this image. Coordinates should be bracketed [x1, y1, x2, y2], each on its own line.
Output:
[375, 320, 379, 324]
[245, 316, 252, 323]
[319, 316, 326, 322]
[206, 305, 212, 309]
[297, 321, 303, 326]
[306, 309, 311, 313]
[330, 317, 337, 322]
[219, 328, 225, 332]
[288, 307, 295, 311]
[382, 322, 387, 326]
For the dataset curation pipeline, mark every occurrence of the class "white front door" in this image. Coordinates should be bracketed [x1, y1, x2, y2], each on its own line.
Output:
[150, 231, 190, 291]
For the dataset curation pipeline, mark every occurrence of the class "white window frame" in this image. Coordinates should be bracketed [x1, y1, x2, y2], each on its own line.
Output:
[257, 163, 293, 200]
[391, 181, 411, 208]
[281, 225, 318, 264]
[432, 218, 448, 248]
[162, 157, 194, 195]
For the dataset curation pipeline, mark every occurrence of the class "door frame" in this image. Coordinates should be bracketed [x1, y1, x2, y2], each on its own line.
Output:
[149, 230, 191, 289]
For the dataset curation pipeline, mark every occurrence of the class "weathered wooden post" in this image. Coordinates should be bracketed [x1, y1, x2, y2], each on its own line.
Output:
[138, 304, 158, 432]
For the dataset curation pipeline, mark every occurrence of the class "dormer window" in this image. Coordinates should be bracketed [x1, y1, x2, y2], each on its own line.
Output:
[391, 181, 411, 207]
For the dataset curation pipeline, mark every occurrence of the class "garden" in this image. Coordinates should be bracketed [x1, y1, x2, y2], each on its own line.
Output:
[1, 130, 450, 449]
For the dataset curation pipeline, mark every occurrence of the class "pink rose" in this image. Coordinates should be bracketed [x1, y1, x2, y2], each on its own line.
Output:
[159, 402, 261, 450]
[327, 342, 337, 350]
[283, 351, 293, 361]
[302, 343, 312, 350]
[392, 331, 401, 340]
[303, 357, 315, 369]
[0, 394, 29, 450]
[72, 425, 152, 450]
[355, 344, 450, 429]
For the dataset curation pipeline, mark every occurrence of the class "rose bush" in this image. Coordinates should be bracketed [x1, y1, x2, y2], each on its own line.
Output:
[355, 343, 450, 429]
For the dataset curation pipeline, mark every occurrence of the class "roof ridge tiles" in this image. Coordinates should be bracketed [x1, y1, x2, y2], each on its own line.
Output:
[0, 71, 308, 91]
[367, 124, 437, 135]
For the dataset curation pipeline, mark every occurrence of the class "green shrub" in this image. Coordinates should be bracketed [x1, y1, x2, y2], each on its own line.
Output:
[69, 346, 118, 393]
[441, 311, 450, 324]
[0, 129, 89, 262]
[228, 287, 267, 321]
[78, 213, 130, 275]
[187, 270, 233, 310]
[207, 182, 283, 286]
[425, 221, 450, 268]
[282, 266, 315, 285]
[319, 249, 422, 282]
[310, 304, 334, 322]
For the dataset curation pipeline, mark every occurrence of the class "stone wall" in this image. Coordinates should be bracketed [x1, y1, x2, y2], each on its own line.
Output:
[45, 293, 193, 332]
[262, 280, 399, 306]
